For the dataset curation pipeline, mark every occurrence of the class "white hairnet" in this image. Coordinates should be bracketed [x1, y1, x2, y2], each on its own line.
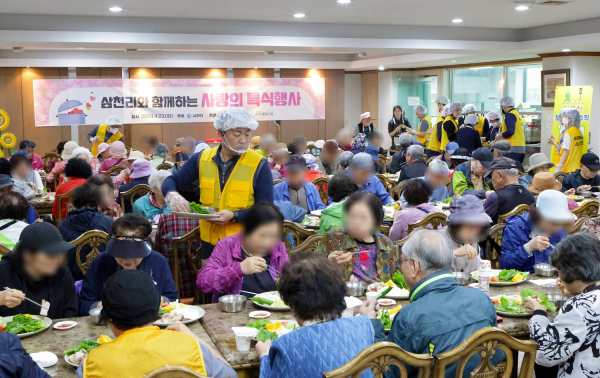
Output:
[213, 108, 259, 131]
[464, 114, 479, 126]
[565, 108, 581, 127]
[413, 105, 428, 115]
[441, 104, 452, 118]
[435, 95, 451, 105]
[487, 111, 502, 121]
[448, 102, 462, 113]
[500, 96, 516, 107]
[105, 115, 122, 126]
[194, 143, 210, 154]
[462, 104, 476, 114]
[558, 108, 567, 117]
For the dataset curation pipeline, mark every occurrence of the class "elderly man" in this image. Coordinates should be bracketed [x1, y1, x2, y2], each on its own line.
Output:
[360, 229, 501, 378]
[315, 141, 342, 175]
[336, 128, 353, 152]
[562, 152, 600, 195]
[497, 96, 526, 164]
[349, 153, 393, 205]
[483, 157, 534, 223]
[173, 137, 196, 170]
[399, 160, 450, 207]
[256, 133, 277, 159]
[398, 145, 427, 183]
[441, 102, 462, 151]
[274, 155, 325, 213]
[491, 140, 524, 172]
[149, 143, 173, 169]
[451, 147, 494, 199]
[87, 115, 125, 156]
[162, 108, 273, 258]
[432, 141, 458, 168]
[389, 133, 414, 174]
[338, 151, 354, 171]
[353, 112, 376, 138]
[519, 153, 554, 188]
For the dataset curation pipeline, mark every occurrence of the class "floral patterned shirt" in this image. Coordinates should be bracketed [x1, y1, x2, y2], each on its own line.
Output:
[350, 241, 378, 282]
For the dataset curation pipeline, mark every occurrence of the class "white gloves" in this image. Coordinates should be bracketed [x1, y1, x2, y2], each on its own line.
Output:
[165, 192, 191, 212]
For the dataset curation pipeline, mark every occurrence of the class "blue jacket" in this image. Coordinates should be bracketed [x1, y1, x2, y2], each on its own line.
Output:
[260, 316, 374, 378]
[0, 333, 50, 378]
[357, 175, 393, 205]
[58, 208, 113, 281]
[273, 200, 306, 223]
[373, 271, 502, 378]
[79, 251, 179, 315]
[273, 181, 326, 212]
[500, 213, 566, 273]
[132, 193, 172, 220]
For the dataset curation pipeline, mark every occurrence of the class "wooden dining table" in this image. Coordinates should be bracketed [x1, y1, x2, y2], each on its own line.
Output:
[29, 192, 55, 215]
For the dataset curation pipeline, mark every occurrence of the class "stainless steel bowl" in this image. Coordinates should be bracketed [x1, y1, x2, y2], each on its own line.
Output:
[218, 294, 246, 313]
[579, 190, 593, 198]
[346, 281, 367, 297]
[88, 308, 102, 325]
[547, 294, 568, 309]
[453, 272, 471, 286]
[533, 263, 558, 277]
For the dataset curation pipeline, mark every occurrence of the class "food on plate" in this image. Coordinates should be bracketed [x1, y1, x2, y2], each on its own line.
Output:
[252, 293, 288, 308]
[158, 301, 191, 324]
[301, 216, 320, 227]
[56, 323, 72, 329]
[568, 195, 584, 200]
[377, 287, 392, 300]
[498, 269, 529, 282]
[66, 349, 88, 366]
[392, 272, 408, 289]
[367, 275, 410, 298]
[252, 297, 273, 305]
[388, 305, 402, 315]
[378, 309, 393, 330]
[378, 298, 396, 306]
[1, 314, 45, 335]
[65, 340, 101, 365]
[247, 319, 298, 342]
[252, 312, 269, 318]
[520, 288, 557, 312]
[442, 197, 454, 204]
[493, 295, 526, 314]
[189, 202, 211, 214]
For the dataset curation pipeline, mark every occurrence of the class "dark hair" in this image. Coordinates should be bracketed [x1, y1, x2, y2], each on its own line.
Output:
[0, 192, 30, 221]
[111, 213, 152, 237]
[403, 178, 433, 207]
[550, 233, 600, 284]
[343, 191, 384, 226]
[0, 158, 9, 175]
[71, 183, 103, 209]
[9, 154, 31, 172]
[56, 141, 68, 155]
[447, 223, 491, 243]
[278, 252, 347, 321]
[19, 140, 36, 150]
[328, 173, 358, 203]
[64, 158, 93, 179]
[141, 134, 159, 147]
[367, 132, 383, 143]
[243, 201, 284, 235]
[87, 174, 115, 190]
[393, 105, 403, 116]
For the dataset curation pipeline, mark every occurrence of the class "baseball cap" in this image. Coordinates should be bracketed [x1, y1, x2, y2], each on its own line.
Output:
[445, 142, 459, 155]
[484, 157, 517, 177]
[364, 146, 380, 161]
[16, 223, 74, 255]
[286, 154, 308, 172]
[101, 270, 161, 328]
[0, 174, 14, 190]
[492, 140, 511, 152]
[581, 153, 600, 170]
[350, 152, 374, 169]
[471, 147, 494, 169]
[450, 148, 470, 161]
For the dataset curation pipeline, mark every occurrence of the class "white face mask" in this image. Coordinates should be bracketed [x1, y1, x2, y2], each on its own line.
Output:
[490, 121, 499, 127]
[109, 126, 120, 133]
[221, 132, 249, 155]
[562, 117, 570, 126]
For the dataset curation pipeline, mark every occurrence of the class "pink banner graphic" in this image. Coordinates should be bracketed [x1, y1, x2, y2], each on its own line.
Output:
[32, 78, 325, 126]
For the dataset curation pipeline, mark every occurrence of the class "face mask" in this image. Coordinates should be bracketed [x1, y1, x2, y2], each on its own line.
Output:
[110, 126, 119, 133]
[221, 132, 249, 155]
[490, 121, 499, 127]
[562, 117, 570, 126]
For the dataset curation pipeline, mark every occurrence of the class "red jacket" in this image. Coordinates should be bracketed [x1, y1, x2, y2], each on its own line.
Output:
[52, 178, 87, 221]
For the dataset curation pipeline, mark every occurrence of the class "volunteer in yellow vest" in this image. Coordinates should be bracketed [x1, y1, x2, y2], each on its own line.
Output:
[441, 101, 462, 151]
[162, 108, 274, 258]
[460, 103, 489, 137]
[549, 108, 568, 165]
[551, 108, 584, 173]
[426, 96, 451, 159]
[87, 115, 124, 156]
[413, 104, 431, 146]
[497, 96, 526, 164]
[79, 270, 236, 378]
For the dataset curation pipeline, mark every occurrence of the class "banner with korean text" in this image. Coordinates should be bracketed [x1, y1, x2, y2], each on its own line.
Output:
[32, 78, 325, 126]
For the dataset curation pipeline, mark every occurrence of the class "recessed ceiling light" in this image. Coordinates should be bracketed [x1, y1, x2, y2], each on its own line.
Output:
[515, 5, 529, 10]
[337, 0, 352, 3]
[77, 47, 84, 50]
[451, 60, 458, 63]
[293, 13, 306, 18]
[452, 18, 463, 23]
[379, 66, 385, 71]
[562, 49, 571, 52]
[254, 67, 258, 69]
[109, 6, 122, 12]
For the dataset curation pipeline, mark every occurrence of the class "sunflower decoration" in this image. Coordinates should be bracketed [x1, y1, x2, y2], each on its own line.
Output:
[0, 109, 9, 131]
[0, 150, 4, 158]
[0, 132, 17, 149]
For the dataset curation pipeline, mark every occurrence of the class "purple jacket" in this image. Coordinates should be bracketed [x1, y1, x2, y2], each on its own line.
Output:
[197, 233, 290, 303]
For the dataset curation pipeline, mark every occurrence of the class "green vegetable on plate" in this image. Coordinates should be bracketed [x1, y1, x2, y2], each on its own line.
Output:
[392, 272, 408, 290]
[4, 314, 45, 335]
[376, 287, 392, 300]
[498, 269, 529, 282]
[252, 297, 274, 305]
[189, 202, 210, 214]
[495, 296, 526, 314]
[442, 197, 454, 204]
[377, 309, 393, 330]
[65, 340, 101, 356]
[520, 288, 557, 312]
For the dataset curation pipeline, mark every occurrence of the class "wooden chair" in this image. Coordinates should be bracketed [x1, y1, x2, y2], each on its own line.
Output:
[312, 177, 330, 205]
[289, 234, 324, 255]
[307, 144, 321, 156]
[41, 152, 60, 173]
[572, 200, 600, 219]
[407, 213, 447, 235]
[282, 221, 315, 250]
[56, 187, 77, 224]
[71, 230, 109, 275]
[323, 341, 433, 378]
[378, 224, 390, 236]
[143, 365, 208, 378]
[554, 171, 567, 183]
[156, 162, 173, 171]
[378, 155, 392, 174]
[446, 178, 452, 191]
[102, 164, 127, 176]
[376, 174, 397, 193]
[569, 216, 592, 234]
[50, 170, 64, 191]
[426, 156, 437, 164]
[390, 181, 406, 202]
[497, 204, 531, 224]
[485, 223, 506, 269]
[119, 184, 152, 212]
[172, 226, 202, 303]
[432, 327, 537, 378]
[0, 243, 10, 256]
[273, 179, 283, 185]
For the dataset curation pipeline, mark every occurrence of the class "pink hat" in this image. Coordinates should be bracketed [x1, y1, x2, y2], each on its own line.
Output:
[96, 143, 109, 157]
[129, 159, 155, 179]
[109, 141, 127, 158]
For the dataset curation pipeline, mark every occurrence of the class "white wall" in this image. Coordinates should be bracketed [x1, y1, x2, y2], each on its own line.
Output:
[344, 74, 361, 133]
[378, 71, 395, 148]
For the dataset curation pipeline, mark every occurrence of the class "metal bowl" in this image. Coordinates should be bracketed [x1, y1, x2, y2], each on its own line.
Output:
[88, 308, 102, 325]
[346, 281, 367, 297]
[533, 263, 558, 277]
[453, 272, 471, 286]
[218, 295, 246, 313]
[547, 294, 568, 309]
[579, 190, 593, 198]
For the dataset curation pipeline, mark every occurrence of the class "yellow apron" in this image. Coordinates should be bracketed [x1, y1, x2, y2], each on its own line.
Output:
[474, 115, 486, 136]
[560, 126, 584, 173]
[501, 109, 525, 147]
[441, 116, 458, 151]
[417, 116, 431, 145]
[198, 146, 262, 245]
[427, 118, 442, 152]
[91, 124, 123, 156]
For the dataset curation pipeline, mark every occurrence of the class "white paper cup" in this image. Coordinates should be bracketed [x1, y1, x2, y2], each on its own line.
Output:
[366, 292, 379, 301]
[235, 335, 252, 351]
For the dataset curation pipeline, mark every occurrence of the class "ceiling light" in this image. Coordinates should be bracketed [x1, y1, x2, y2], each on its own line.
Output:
[358, 52, 367, 58]
[337, 0, 352, 3]
[12, 47, 24, 53]
[293, 13, 306, 18]
[77, 47, 84, 50]
[452, 18, 463, 23]
[562, 48, 571, 52]
[515, 5, 529, 10]
[254, 67, 258, 69]
[379, 66, 385, 71]
[451, 60, 458, 63]
[109, 6, 122, 12]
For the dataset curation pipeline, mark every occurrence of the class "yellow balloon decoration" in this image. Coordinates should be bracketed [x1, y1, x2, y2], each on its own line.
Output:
[0, 109, 9, 131]
[0, 132, 17, 149]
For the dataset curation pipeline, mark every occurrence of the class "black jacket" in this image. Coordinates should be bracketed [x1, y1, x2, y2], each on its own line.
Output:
[561, 170, 600, 193]
[388, 117, 412, 148]
[0, 253, 78, 319]
[389, 149, 408, 174]
[398, 160, 428, 183]
[456, 126, 482, 154]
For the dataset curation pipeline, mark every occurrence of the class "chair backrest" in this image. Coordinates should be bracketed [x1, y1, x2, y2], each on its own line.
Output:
[306, 144, 321, 156]
[289, 234, 324, 255]
[378, 155, 392, 174]
[407, 213, 447, 235]
[143, 365, 208, 378]
[375, 174, 397, 193]
[156, 162, 173, 171]
[102, 164, 127, 176]
[51, 169, 64, 191]
[323, 341, 433, 378]
[0, 243, 10, 256]
[486, 223, 506, 269]
[432, 327, 537, 378]
[120, 184, 152, 212]
[554, 171, 568, 183]
[569, 216, 593, 234]
[273, 179, 283, 185]
[572, 200, 599, 219]
[312, 177, 330, 205]
[282, 221, 316, 250]
[56, 187, 77, 224]
[378, 224, 390, 236]
[42, 152, 61, 173]
[172, 226, 201, 301]
[71, 230, 109, 275]
[390, 181, 406, 202]
[497, 203, 531, 224]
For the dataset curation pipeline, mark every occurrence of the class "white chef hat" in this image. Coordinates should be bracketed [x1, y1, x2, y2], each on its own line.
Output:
[105, 115, 123, 126]
[448, 102, 462, 113]
[213, 108, 259, 131]
[413, 105, 428, 115]
[360, 112, 371, 120]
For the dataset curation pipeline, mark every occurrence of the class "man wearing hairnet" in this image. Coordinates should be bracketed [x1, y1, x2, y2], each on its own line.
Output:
[460, 104, 489, 137]
[497, 96, 526, 164]
[435, 95, 451, 113]
[548, 109, 584, 173]
[413, 105, 431, 146]
[441, 102, 462, 151]
[162, 108, 274, 258]
[427, 102, 449, 159]
[87, 115, 125, 156]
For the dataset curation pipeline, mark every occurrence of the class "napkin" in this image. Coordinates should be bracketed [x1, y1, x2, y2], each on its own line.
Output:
[344, 296, 363, 309]
[529, 279, 557, 286]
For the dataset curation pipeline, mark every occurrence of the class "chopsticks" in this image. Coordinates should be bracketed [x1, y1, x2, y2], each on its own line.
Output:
[3, 287, 50, 315]
[240, 290, 260, 296]
[243, 251, 281, 277]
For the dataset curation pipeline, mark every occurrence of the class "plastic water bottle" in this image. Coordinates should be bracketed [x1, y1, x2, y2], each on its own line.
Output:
[478, 260, 491, 294]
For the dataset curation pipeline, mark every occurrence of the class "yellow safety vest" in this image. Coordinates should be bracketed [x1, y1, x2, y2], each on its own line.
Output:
[417, 116, 431, 145]
[560, 126, 584, 173]
[83, 327, 207, 378]
[427, 118, 442, 152]
[199, 146, 262, 245]
[441, 116, 458, 151]
[91, 124, 123, 155]
[475, 115, 486, 136]
[501, 109, 525, 147]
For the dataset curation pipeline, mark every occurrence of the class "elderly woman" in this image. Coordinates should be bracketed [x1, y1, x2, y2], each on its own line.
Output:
[133, 170, 172, 220]
[99, 141, 128, 173]
[270, 143, 291, 178]
[256, 133, 277, 159]
[71, 146, 97, 173]
[287, 136, 308, 156]
[525, 233, 600, 378]
[47, 141, 78, 184]
[197, 202, 289, 302]
[338, 151, 354, 171]
[319, 173, 358, 234]
[9, 154, 42, 198]
[52, 158, 93, 221]
[303, 154, 326, 182]
[79, 214, 178, 315]
[18, 140, 43, 171]
[95, 142, 111, 167]
[389, 178, 441, 241]
[87, 174, 123, 220]
[336, 128, 353, 152]
[389, 133, 414, 174]
[527, 172, 578, 210]
[500, 190, 574, 273]
[140, 134, 159, 159]
[316, 191, 395, 282]
[256, 252, 377, 378]
[519, 153, 554, 188]
[149, 143, 173, 168]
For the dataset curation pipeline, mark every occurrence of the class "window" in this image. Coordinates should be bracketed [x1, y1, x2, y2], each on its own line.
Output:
[506, 64, 542, 112]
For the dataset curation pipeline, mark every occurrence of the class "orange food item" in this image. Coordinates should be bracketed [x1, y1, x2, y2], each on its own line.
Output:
[492, 299, 500, 305]
[490, 277, 499, 282]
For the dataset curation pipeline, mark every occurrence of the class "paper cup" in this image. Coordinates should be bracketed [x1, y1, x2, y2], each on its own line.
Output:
[235, 335, 252, 351]
[366, 292, 379, 300]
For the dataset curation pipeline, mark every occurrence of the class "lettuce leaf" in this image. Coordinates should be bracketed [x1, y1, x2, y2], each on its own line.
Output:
[256, 328, 278, 342]
[495, 296, 525, 314]
[520, 289, 557, 312]
[377, 309, 393, 330]
[392, 272, 408, 290]
[498, 269, 529, 282]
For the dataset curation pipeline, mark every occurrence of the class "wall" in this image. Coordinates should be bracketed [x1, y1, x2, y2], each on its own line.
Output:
[378, 71, 394, 148]
[344, 74, 361, 133]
